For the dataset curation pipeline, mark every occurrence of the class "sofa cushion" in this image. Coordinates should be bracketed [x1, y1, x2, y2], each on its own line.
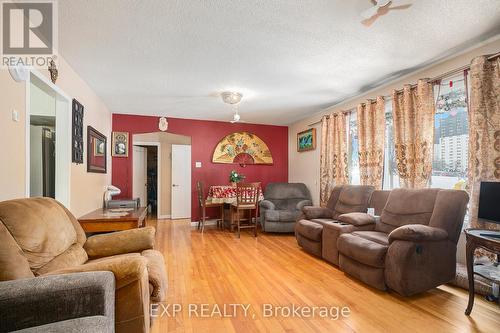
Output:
[332, 185, 374, 218]
[310, 218, 337, 224]
[0, 198, 79, 271]
[379, 188, 439, 230]
[338, 213, 375, 226]
[337, 233, 388, 268]
[265, 209, 300, 222]
[351, 231, 389, 245]
[295, 220, 323, 241]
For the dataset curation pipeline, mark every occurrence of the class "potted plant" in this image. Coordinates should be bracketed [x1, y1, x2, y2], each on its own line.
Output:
[229, 170, 245, 186]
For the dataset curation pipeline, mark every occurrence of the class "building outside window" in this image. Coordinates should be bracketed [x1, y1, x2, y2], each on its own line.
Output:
[348, 110, 360, 185]
[383, 98, 399, 189]
[431, 73, 469, 189]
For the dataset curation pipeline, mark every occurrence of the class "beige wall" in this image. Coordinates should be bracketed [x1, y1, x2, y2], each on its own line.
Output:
[133, 132, 191, 217]
[0, 57, 112, 217]
[289, 38, 500, 205]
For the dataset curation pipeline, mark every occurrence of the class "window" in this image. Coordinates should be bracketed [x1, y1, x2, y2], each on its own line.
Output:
[431, 73, 469, 190]
[348, 110, 360, 185]
[382, 98, 400, 189]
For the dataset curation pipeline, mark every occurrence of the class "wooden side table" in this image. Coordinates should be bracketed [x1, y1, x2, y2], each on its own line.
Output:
[78, 207, 148, 233]
[464, 228, 500, 315]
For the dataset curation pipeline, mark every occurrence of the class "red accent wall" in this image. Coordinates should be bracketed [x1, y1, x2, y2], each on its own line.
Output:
[112, 114, 288, 221]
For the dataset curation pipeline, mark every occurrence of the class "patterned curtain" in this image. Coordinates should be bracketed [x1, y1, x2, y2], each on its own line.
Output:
[357, 96, 385, 189]
[392, 79, 435, 188]
[468, 55, 500, 232]
[320, 113, 349, 205]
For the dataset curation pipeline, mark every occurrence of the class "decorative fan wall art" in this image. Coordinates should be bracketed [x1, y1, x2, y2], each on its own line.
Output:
[212, 132, 273, 165]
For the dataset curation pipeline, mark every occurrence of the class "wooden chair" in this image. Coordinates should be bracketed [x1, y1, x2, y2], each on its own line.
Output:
[231, 182, 261, 238]
[196, 181, 224, 233]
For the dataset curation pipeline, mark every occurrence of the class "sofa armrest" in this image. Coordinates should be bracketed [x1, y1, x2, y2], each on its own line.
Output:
[84, 226, 156, 259]
[389, 224, 448, 243]
[0, 272, 115, 333]
[296, 200, 313, 211]
[259, 200, 275, 211]
[44, 255, 148, 291]
[337, 212, 376, 226]
[302, 206, 332, 219]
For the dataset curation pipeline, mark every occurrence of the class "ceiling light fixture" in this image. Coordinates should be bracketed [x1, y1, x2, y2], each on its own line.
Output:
[221, 91, 243, 105]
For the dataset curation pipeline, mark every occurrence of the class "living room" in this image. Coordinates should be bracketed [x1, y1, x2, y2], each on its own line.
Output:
[1, 1, 500, 332]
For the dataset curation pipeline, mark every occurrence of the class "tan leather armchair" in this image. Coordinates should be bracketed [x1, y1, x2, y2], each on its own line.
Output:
[0, 197, 167, 333]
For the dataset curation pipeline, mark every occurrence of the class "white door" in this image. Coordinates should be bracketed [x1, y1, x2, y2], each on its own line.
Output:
[171, 144, 191, 219]
[133, 146, 147, 207]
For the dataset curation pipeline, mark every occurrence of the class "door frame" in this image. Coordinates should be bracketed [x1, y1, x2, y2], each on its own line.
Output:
[25, 68, 71, 208]
[132, 141, 162, 219]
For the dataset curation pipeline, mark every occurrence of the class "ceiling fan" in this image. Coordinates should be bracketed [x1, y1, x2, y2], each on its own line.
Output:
[361, 0, 414, 26]
[221, 91, 246, 123]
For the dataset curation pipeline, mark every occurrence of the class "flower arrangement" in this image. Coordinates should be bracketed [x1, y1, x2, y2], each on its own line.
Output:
[229, 170, 245, 184]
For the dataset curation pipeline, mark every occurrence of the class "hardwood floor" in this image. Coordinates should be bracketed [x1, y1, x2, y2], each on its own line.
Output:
[149, 219, 500, 333]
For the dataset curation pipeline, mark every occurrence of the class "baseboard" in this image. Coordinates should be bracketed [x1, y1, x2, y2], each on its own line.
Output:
[190, 219, 218, 227]
[157, 214, 171, 219]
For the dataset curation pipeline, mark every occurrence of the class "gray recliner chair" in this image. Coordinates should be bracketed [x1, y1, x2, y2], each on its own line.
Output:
[0, 271, 115, 332]
[259, 183, 312, 233]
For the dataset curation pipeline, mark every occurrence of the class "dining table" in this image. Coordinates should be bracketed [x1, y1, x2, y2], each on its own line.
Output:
[206, 184, 264, 230]
[206, 185, 264, 204]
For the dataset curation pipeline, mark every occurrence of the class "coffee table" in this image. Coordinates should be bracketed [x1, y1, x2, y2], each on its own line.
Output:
[78, 207, 148, 232]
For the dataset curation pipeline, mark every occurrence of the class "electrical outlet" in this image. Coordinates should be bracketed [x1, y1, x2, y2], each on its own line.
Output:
[195, 162, 202, 168]
[11, 109, 19, 122]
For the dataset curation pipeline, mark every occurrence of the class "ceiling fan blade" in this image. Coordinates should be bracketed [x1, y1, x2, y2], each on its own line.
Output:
[360, 5, 380, 19]
[390, 0, 414, 6]
[361, 13, 380, 27]
[388, 4, 412, 11]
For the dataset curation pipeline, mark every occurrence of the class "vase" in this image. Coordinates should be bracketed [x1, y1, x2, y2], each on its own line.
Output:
[231, 182, 237, 187]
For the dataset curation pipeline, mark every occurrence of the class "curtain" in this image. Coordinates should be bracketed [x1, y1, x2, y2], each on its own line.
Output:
[357, 96, 385, 189]
[320, 113, 349, 205]
[468, 55, 500, 233]
[392, 79, 435, 189]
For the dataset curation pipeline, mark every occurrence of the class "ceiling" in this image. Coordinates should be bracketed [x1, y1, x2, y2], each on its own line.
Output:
[58, 0, 500, 125]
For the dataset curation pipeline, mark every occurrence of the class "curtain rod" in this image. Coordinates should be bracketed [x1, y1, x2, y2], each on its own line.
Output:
[307, 52, 500, 127]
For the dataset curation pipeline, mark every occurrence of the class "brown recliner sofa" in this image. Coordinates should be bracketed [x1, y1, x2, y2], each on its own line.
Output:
[0, 197, 167, 333]
[295, 185, 385, 264]
[337, 188, 469, 296]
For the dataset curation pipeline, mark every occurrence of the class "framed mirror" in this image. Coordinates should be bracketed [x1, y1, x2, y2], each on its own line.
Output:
[87, 126, 107, 173]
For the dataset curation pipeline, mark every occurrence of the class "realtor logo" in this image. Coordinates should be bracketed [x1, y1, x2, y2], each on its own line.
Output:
[1, 0, 57, 67]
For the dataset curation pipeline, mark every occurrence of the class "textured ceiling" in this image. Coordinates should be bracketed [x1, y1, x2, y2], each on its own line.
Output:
[58, 0, 500, 125]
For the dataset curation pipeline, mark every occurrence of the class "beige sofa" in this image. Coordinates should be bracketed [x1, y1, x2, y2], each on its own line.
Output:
[0, 197, 167, 333]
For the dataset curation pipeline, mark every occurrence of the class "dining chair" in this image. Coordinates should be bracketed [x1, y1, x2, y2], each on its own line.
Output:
[231, 182, 261, 238]
[196, 181, 224, 233]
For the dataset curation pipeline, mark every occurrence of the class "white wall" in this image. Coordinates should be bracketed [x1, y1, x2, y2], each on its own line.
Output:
[289, 38, 500, 205]
[0, 56, 112, 217]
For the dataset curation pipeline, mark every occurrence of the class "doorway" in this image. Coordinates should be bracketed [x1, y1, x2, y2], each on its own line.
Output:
[132, 144, 159, 217]
[132, 132, 191, 219]
[27, 71, 71, 206]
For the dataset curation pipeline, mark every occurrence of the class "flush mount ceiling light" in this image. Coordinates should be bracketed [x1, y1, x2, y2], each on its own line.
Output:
[221, 91, 243, 105]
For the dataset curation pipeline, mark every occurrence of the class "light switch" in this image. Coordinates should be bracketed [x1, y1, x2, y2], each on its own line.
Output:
[195, 162, 202, 168]
[12, 109, 19, 122]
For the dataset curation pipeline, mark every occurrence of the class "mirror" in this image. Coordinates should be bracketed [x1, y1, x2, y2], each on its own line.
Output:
[87, 126, 107, 173]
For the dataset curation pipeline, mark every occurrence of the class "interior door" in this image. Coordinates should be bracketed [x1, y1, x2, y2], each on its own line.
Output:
[133, 146, 147, 207]
[171, 144, 191, 219]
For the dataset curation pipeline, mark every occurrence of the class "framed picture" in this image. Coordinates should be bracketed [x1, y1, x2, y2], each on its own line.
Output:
[87, 126, 107, 173]
[297, 128, 316, 152]
[71, 99, 84, 164]
[112, 132, 129, 157]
